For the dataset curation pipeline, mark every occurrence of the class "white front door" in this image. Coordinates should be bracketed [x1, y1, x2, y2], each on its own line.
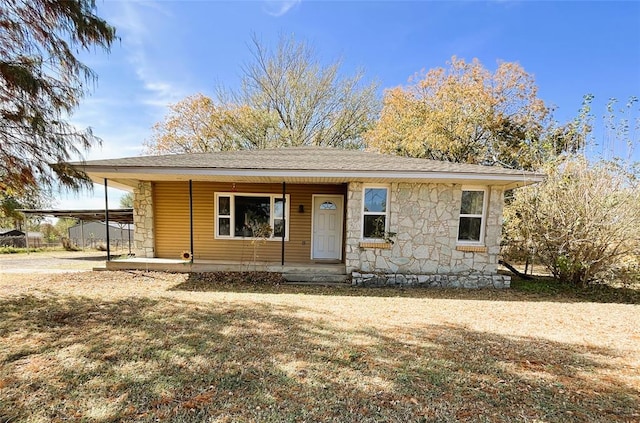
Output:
[312, 195, 343, 260]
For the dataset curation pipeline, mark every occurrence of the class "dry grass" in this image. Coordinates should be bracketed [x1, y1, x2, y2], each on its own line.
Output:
[1, 271, 638, 422]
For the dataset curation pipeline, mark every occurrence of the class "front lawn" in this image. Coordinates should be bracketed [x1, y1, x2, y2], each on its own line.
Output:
[1, 271, 638, 422]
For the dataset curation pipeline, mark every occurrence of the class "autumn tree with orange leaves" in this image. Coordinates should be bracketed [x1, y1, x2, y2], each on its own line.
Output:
[143, 93, 287, 155]
[144, 94, 235, 154]
[365, 57, 582, 170]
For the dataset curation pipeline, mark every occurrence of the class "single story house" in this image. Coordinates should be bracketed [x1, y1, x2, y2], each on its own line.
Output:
[71, 147, 542, 287]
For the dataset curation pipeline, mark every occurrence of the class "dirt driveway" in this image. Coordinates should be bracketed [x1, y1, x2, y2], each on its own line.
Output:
[0, 250, 108, 274]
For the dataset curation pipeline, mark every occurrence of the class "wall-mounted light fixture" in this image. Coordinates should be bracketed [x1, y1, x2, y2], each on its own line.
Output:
[298, 205, 304, 213]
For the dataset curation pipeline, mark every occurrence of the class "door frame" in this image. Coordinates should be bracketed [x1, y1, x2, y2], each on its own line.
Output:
[311, 194, 344, 260]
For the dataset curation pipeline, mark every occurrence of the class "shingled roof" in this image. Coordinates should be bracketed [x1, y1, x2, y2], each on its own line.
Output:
[72, 147, 543, 189]
[75, 147, 533, 174]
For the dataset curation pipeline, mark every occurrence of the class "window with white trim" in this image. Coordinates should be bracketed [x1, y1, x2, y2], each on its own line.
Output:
[457, 189, 486, 243]
[362, 186, 389, 239]
[215, 193, 289, 240]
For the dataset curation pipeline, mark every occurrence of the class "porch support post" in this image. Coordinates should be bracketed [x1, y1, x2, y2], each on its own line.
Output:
[104, 178, 111, 261]
[189, 180, 194, 263]
[281, 181, 286, 266]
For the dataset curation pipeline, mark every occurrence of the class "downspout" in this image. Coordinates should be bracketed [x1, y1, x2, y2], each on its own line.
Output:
[104, 178, 110, 261]
[189, 180, 194, 264]
[281, 181, 286, 266]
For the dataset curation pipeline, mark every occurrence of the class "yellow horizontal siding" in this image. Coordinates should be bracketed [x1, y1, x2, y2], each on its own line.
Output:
[153, 181, 345, 263]
[153, 182, 190, 258]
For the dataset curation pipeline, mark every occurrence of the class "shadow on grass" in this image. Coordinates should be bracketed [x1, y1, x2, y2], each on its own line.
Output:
[0, 294, 637, 422]
[168, 272, 640, 305]
[510, 275, 640, 305]
[64, 254, 109, 262]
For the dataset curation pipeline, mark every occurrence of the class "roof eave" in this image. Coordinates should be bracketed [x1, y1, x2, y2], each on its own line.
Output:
[80, 165, 543, 189]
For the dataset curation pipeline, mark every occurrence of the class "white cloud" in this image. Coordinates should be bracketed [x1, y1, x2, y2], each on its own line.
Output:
[65, 2, 198, 161]
[111, 1, 187, 109]
[141, 81, 180, 108]
[263, 0, 301, 17]
[64, 108, 149, 162]
[85, 135, 146, 160]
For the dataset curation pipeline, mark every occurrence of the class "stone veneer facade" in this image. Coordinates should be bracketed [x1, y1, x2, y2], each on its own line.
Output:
[345, 182, 510, 288]
[130, 179, 510, 287]
[132, 181, 154, 258]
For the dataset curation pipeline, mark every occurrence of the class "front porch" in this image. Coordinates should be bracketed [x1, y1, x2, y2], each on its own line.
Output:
[104, 257, 348, 283]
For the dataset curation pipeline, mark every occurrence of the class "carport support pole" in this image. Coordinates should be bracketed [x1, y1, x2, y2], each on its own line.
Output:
[189, 180, 194, 263]
[281, 182, 286, 266]
[24, 216, 29, 251]
[80, 219, 85, 251]
[104, 178, 110, 261]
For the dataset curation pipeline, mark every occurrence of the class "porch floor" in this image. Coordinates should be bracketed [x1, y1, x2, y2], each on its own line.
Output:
[103, 257, 347, 282]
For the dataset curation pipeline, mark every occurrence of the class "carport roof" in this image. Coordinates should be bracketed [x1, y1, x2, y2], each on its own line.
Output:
[18, 209, 133, 224]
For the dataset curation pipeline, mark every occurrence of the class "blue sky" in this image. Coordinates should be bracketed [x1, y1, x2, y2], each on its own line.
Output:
[59, 0, 640, 209]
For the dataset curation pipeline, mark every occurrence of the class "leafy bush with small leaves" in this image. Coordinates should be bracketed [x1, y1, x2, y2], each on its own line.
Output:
[505, 157, 640, 288]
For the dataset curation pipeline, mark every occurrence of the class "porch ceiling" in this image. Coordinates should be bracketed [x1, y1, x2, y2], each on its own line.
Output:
[18, 208, 133, 224]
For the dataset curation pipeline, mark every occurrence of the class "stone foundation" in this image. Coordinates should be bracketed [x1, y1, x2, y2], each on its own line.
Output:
[351, 271, 511, 289]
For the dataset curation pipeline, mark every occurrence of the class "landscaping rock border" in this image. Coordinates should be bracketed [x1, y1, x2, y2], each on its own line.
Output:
[351, 271, 511, 289]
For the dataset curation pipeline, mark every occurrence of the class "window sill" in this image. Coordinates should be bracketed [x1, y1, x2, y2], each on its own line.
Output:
[456, 245, 487, 253]
[359, 241, 392, 249]
[215, 237, 289, 242]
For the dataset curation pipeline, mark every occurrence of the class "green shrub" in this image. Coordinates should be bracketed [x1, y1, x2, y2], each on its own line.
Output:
[0, 247, 44, 254]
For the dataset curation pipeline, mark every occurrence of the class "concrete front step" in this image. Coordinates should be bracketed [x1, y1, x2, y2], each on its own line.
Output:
[282, 273, 349, 283]
[284, 281, 349, 287]
[280, 265, 346, 274]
